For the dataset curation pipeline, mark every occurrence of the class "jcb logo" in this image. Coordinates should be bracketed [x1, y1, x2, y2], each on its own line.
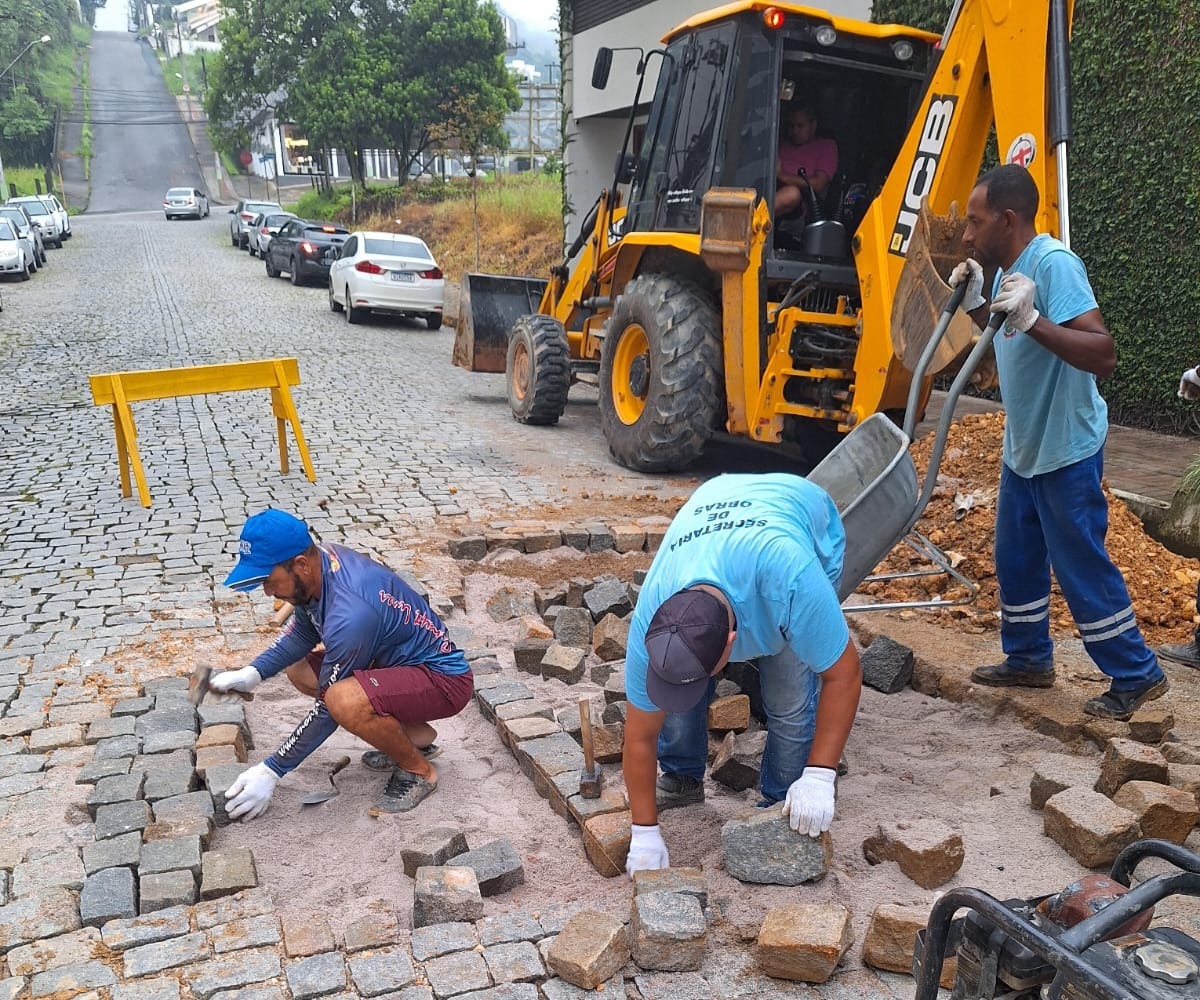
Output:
[889, 95, 957, 257]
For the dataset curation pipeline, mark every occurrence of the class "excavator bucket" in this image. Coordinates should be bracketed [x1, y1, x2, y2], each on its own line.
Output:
[451, 273, 549, 373]
[890, 201, 980, 376]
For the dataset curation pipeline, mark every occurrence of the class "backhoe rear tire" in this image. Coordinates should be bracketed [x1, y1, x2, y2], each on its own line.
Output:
[507, 314, 570, 425]
[599, 274, 723, 472]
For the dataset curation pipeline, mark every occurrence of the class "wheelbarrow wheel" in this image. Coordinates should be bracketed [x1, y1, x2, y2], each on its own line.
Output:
[506, 314, 570, 425]
[599, 274, 722, 472]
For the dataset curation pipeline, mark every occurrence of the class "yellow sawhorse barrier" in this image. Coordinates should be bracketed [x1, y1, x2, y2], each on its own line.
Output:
[88, 357, 316, 508]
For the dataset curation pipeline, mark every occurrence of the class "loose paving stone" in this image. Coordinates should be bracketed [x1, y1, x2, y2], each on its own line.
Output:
[144, 815, 214, 850]
[721, 811, 832, 885]
[12, 849, 86, 895]
[477, 913, 544, 946]
[448, 840, 525, 897]
[194, 888, 275, 929]
[208, 988, 285, 1000]
[629, 891, 706, 971]
[30, 959, 117, 996]
[205, 764, 249, 827]
[87, 772, 145, 818]
[545, 911, 629, 991]
[112, 978, 183, 1000]
[282, 914, 337, 957]
[111, 697, 154, 717]
[413, 867, 484, 927]
[343, 910, 401, 951]
[539, 976, 624, 1000]
[123, 931, 210, 977]
[185, 946, 282, 999]
[94, 800, 152, 840]
[140, 836, 203, 879]
[424, 950, 491, 998]
[101, 905, 192, 951]
[200, 848, 258, 898]
[0, 886, 81, 950]
[209, 914, 282, 954]
[135, 707, 198, 738]
[142, 730, 198, 754]
[153, 790, 215, 824]
[402, 827, 471, 878]
[0, 772, 43, 798]
[94, 735, 143, 760]
[77, 757, 133, 784]
[139, 870, 198, 913]
[86, 715, 137, 743]
[135, 749, 196, 774]
[142, 766, 199, 804]
[347, 946, 417, 996]
[411, 921, 478, 961]
[455, 987, 538, 1000]
[632, 971, 713, 1000]
[7, 927, 103, 976]
[482, 940, 544, 983]
[286, 951, 348, 999]
[81, 865, 137, 926]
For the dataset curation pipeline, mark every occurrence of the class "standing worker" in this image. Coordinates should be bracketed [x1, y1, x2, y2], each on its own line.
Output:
[950, 163, 1169, 719]
[210, 510, 473, 819]
[1155, 367, 1200, 670]
[621, 473, 861, 875]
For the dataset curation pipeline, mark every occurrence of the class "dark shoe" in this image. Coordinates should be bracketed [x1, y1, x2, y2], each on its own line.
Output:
[1083, 676, 1170, 721]
[361, 744, 441, 771]
[970, 662, 1056, 688]
[369, 768, 438, 815]
[655, 773, 704, 810]
[1158, 641, 1200, 669]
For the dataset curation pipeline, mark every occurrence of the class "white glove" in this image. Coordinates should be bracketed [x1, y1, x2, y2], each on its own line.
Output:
[781, 766, 837, 837]
[625, 824, 670, 876]
[1178, 367, 1200, 401]
[949, 258, 985, 311]
[991, 273, 1040, 332]
[208, 665, 262, 703]
[225, 762, 279, 821]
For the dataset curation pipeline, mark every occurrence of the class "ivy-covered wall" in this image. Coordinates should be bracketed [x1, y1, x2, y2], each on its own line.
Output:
[874, 0, 1200, 433]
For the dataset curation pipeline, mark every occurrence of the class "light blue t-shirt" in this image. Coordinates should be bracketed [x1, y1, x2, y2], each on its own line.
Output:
[992, 234, 1107, 477]
[625, 473, 849, 713]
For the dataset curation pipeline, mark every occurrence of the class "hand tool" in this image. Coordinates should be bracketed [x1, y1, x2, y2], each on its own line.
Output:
[299, 755, 352, 806]
[187, 663, 255, 707]
[579, 699, 603, 798]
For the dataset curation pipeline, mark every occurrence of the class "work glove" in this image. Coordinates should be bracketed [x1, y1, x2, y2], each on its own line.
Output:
[991, 273, 1039, 332]
[781, 766, 837, 837]
[625, 824, 670, 876]
[948, 258, 986, 312]
[1178, 367, 1200, 401]
[208, 665, 262, 703]
[225, 762, 279, 821]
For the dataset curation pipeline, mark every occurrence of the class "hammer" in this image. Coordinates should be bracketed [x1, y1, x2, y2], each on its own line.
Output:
[187, 663, 255, 707]
[579, 698, 603, 799]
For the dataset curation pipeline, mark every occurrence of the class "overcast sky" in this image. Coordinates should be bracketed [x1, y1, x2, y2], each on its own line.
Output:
[504, 0, 558, 32]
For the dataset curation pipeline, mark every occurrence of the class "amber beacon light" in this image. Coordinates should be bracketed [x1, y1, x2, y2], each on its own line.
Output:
[762, 7, 785, 29]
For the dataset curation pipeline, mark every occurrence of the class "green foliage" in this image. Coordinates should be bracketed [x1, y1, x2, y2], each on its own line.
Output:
[875, 0, 1200, 433]
[287, 184, 356, 220]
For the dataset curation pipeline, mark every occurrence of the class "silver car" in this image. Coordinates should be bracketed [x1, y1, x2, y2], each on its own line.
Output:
[6, 197, 62, 248]
[35, 193, 71, 239]
[0, 206, 47, 267]
[229, 199, 281, 249]
[163, 187, 210, 220]
[0, 218, 34, 280]
[247, 211, 299, 257]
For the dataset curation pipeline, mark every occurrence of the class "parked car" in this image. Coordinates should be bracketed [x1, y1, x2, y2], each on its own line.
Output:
[0, 206, 47, 267]
[36, 193, 71, 239]
[229, 199, 281, 249]
[247, 211, 299, 257]
[0, 218, 34, 280]
[328, 231, 445, 327]
[162, 187, 210, 220]
[6, 197, 62, 248]
[264, 220, 349, 286]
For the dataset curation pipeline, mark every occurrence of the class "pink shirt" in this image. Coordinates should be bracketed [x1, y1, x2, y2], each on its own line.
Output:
[778, 137, 839, 184]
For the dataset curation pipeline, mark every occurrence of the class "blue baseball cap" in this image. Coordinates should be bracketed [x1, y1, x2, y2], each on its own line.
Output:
[644, 589, 731, 713]
[223, 510, 313, 592]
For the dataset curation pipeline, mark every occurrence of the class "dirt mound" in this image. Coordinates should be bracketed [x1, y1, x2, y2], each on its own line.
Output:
[862, 412, 1199, 646]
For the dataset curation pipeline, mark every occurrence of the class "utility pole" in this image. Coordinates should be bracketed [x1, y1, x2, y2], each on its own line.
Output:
[176, 17, 192, 122]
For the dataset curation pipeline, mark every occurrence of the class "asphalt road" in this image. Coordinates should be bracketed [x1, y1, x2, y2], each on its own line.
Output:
[87, 30, 207, 214]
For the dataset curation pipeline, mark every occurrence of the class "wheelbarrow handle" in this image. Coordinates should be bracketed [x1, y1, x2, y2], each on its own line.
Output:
[901, 281, 969, 440]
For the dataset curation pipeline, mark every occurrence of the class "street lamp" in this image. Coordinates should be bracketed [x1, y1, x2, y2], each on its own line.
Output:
[0, 34, 51, 201]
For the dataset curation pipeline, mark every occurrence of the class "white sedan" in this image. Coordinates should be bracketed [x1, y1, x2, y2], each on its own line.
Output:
[328, 231, 444, 328]
[0, 218, 33, 280]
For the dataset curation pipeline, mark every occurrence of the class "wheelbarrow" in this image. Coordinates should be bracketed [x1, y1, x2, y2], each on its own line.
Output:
[807, 281, 1005, 613]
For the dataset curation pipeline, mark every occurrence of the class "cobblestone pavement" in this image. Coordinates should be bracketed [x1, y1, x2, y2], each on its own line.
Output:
[1, 218, 928, 999]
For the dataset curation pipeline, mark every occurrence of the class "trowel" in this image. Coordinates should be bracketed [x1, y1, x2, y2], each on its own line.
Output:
[300, 755, 352, 806]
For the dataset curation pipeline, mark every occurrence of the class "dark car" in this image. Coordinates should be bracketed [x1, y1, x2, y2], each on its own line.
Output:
[263, 219, 350, 286]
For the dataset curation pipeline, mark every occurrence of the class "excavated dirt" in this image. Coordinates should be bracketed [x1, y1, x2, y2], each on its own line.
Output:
[862, 412, 1200, 647]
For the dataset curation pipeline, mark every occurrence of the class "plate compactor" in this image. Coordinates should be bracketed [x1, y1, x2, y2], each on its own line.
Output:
[913, 840, 1200, 999]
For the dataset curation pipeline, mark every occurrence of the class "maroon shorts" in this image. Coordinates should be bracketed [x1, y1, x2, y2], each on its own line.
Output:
[352, 663, 473, 724]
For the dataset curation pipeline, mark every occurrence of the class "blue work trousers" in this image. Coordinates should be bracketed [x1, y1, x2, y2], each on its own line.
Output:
[658, 646, 819, 803]
[995, 450, 1161, 691]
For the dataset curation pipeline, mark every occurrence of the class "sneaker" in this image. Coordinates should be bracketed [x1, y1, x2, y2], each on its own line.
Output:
[655, 773, 704, 810]
[1083, 676, 1170, 721]
[1158, 641, 1200, 669]
[361, 744, 442, 771]
[970, 662, 1057, 688]
[369, 768, 438, 815]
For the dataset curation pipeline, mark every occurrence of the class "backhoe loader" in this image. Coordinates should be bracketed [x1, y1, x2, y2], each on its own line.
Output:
[452, 0, 1076, 472]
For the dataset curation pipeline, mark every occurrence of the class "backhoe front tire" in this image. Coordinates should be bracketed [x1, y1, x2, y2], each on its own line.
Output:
[507, 314, 570, 425]
[599, 274, 723, 472]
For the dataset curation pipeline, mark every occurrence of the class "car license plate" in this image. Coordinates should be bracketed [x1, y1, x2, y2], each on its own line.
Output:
[390, 271, 414, 282]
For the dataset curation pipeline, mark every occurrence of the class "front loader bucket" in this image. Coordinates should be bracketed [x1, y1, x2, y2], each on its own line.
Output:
[890, 201, 978, 376]
[451, 273, 549, 373]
